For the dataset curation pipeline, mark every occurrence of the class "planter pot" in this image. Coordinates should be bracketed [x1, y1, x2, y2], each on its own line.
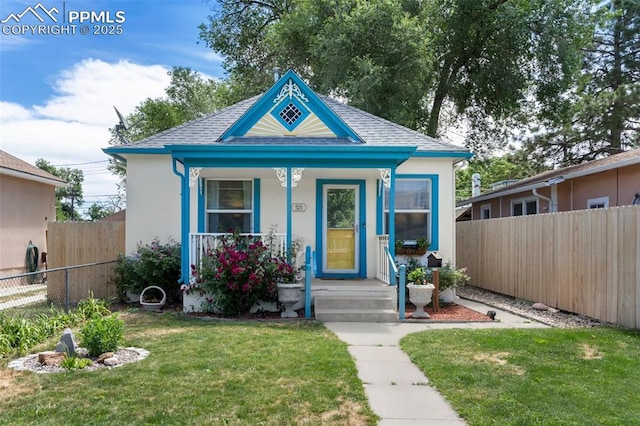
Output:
[439, 287, 455, 303]
[277, 283, 303, 318]
[140, 286, 166, 311]
[407, 283, 435, 318]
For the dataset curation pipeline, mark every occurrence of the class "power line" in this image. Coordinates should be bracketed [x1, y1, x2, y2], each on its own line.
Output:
[52, 160, 109, 167]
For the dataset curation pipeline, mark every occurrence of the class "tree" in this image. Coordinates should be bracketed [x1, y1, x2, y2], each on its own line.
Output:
[528, 0, 639, 166]
[107, 66, 237, 201]
[36, 159, 84, 221]
[455, 150, 549, 202]
[199, 0, 593, 152]
[86, 203, 116, 221]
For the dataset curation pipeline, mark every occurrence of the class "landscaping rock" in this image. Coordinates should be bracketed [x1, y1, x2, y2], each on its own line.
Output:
[103, 357, 119, 367]
[38, 351, 65, 366]
[97, 352, 115, 363]
[532, 302, 549, 311]
[55, 328, 79, 356]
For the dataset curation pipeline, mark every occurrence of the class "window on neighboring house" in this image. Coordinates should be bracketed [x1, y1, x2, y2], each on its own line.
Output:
[206, 180, 252, 233]
[511, 198, 537, 216]
[480, 204, 491, 220]
[384, 179, 431, 242]
[587, 196, 609, 209]
[633, 193, 640, 205]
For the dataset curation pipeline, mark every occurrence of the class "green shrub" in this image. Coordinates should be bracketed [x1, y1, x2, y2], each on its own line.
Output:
[198, 232, 282, 317]
[60, 355, 93, 370]
[76, 296, 111, 320]
[112, 238, 181, 304]
[80, 314, 124, 356]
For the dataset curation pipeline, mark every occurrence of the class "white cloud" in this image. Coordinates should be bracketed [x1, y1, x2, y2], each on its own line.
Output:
[1, 59, 171, 211]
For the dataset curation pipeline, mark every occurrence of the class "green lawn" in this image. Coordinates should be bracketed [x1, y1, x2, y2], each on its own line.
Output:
[401, 327, 640, 425]
[1, 312, 376, 425]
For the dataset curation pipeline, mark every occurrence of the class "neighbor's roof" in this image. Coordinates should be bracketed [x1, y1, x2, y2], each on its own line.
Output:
[459, 148, 640, 205]
[107, 95, 467, 154]
[0, 150, 67, 187]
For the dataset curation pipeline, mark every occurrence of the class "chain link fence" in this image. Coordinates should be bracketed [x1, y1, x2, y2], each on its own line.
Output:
[0, 261, 118, 315]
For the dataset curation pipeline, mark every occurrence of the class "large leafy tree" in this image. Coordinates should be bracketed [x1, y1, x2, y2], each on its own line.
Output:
[199, 0, 593, 153]
[107, 66, 237, 200]
[36, 159, 84, 221]
[528, 0, 640, 166]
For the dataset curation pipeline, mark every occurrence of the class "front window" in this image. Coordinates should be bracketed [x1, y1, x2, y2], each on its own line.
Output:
[206, 180, 252, 233]
[384, 179, 431, 242]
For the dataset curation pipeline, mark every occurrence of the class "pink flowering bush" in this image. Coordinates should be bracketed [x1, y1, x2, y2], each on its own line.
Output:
[197, 232, 297, 316]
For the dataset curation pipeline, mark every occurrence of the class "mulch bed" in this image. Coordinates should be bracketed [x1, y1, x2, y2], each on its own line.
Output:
[185, 303, 492, 322]
[405, 303, 492, 321]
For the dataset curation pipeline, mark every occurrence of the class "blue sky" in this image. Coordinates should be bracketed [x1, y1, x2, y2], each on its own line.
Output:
[0, 0, 226, 213]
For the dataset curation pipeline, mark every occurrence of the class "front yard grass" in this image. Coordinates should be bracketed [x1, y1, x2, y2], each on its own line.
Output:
[1, 312, 377, 425]
[401, 327, 640, 425]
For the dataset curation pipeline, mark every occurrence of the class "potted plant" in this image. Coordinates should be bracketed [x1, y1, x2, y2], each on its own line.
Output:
[406, 267, 435, 318]
[416, 238, 430, 253]
[273, 256, 303, 318]
[437, 262, 471, 303]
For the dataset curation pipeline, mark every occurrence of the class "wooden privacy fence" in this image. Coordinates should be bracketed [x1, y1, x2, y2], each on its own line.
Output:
[46, 221, 126, 304]
[457, 206, 640, 328]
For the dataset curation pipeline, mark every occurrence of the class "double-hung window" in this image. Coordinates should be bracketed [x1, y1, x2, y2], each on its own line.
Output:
[206, 180, 252, 233]
[384, 179, 431, 242]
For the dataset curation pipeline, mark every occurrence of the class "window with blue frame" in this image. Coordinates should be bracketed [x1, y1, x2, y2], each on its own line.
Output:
[384, 179, 432, 242]
[206, 180, 253, 233]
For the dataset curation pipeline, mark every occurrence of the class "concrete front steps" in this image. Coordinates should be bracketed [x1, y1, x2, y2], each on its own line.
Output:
[313, 280, 398, 322]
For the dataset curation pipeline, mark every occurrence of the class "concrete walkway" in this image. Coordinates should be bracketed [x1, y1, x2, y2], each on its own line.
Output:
[325, 298, 549, 425]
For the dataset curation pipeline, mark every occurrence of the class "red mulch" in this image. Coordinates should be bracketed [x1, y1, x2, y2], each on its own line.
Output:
[405, 303, 492, 321]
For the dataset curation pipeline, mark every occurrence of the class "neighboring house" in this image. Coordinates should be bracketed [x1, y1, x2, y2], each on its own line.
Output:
[103, 70, 471, 309]
[459, 148, 640, 220]
[0, 150, 66, 277]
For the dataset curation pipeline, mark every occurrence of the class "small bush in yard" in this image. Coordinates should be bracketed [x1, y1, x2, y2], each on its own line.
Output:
[80, 314, 124, 356]
[112, 238, 181, 304]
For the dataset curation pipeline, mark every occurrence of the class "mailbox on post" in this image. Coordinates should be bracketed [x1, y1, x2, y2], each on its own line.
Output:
[427, 251, 443, 268]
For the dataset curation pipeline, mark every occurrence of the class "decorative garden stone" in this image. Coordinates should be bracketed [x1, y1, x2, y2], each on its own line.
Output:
[55, 328, 78, 356]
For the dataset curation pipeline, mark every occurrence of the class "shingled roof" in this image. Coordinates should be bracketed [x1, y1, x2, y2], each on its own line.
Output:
[0, 150, 66, 187]
[109, 94, 467, 154]
[459, 148, 640, 205]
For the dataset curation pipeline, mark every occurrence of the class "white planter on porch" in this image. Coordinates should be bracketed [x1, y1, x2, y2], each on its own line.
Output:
[439, 288, 456, 303]
[277, 282, 304, 318]
[407, 283, 436, 319]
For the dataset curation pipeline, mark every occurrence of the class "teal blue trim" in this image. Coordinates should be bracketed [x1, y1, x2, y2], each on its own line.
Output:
[197, 178, 205, 233]
[395, 174, 440, 250]
[398, 264, 406, 319]
[253, 178, 261, 233]
[304, 246, 311, 318]
[171, 158, 188, 284]
[413, 151, 473, 159]
[221, 70, 361, 141]
[315, 179, 367, 279]
[286, 167, 292, 258]
[376, 180, 383, 235]
[389, 169, 396, 258]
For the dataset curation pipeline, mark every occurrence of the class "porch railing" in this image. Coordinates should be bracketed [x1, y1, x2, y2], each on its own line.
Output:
[189, 233, 287, 271]
[385, 246, 406, 320]
[376, 235, 390, 282]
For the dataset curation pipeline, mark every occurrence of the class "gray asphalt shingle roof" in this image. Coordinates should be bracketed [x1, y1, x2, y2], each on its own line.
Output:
[111, 93, 467, 153]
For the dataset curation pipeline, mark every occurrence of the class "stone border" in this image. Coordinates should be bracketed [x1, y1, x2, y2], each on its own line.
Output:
[8, 347, 150, 374]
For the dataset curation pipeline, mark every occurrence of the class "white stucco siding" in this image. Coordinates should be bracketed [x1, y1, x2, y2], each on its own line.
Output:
[396, 157, 457, 264]
[125, 155, 181, 254]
